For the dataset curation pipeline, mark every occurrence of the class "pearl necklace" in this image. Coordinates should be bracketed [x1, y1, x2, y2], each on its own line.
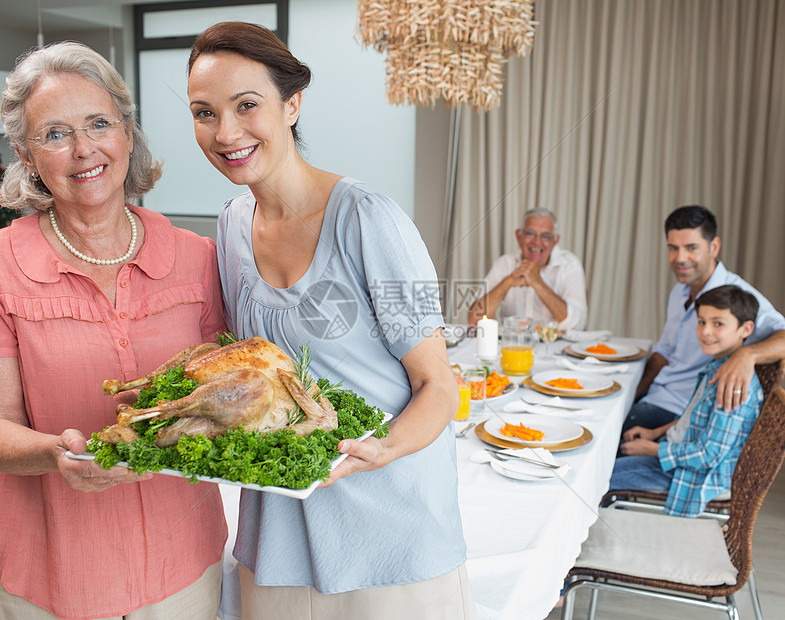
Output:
[49, 206, 137, 266]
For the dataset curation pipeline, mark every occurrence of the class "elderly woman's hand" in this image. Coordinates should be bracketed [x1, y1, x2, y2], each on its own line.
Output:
[56, 428, 152, 493]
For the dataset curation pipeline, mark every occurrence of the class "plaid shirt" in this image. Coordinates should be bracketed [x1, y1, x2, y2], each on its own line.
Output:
[659, 357, 763, 517]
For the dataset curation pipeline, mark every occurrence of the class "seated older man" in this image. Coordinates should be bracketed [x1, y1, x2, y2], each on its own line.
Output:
[468, 208, 587, 331]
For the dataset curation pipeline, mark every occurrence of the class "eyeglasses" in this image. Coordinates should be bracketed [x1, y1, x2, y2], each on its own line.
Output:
[522, 229, 556, 243]
[27, 118, 125, 152]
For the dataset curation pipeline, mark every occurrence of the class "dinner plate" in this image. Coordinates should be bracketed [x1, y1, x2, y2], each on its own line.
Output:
[474, 421, 593, 451]
[531, 370, 614, 394]
[569, 341, 640, 360]
[489, 456, 569, 481]
[67, 413, 392, 501]
[523, 376, 621, 398]
[484, 413, 584, 445]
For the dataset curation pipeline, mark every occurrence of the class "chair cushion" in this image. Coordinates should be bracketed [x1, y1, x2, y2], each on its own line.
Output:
[574, 508, 738, 586]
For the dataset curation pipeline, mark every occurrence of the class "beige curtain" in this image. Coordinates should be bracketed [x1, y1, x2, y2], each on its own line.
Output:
[443, 0, 785, 339]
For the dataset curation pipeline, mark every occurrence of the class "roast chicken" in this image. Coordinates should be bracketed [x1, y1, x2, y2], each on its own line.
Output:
[98, 337, 338, 447]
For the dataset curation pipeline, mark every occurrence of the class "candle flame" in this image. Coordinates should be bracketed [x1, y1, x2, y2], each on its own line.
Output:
[482, 315, 488, 320]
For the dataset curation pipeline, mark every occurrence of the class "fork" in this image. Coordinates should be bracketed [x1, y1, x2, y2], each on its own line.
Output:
[518, 396, 584, 411]
[485, 449, 562, 469]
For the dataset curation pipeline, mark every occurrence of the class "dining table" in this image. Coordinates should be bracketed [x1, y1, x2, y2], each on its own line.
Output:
[217, 332, 651, 620]
[450, 333, 651, 620]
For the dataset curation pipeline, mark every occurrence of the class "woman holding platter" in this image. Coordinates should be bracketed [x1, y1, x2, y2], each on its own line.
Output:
[0, 42, 227, 618]
[187, 21, 475, 620]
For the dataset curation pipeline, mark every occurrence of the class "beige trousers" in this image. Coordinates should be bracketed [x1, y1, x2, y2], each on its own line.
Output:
[239, 563, 477, 620]
[0, 560, 222, 620]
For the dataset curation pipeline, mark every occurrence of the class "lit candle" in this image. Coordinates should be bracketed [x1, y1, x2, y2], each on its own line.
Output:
[476, 315, 499, 360]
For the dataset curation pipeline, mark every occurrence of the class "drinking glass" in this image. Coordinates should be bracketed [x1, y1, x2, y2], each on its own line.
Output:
[536, 320, 560, 356]
[454, 384, 472, 421]
[464, 368, 487, 413]
[500, 326, 534, 375]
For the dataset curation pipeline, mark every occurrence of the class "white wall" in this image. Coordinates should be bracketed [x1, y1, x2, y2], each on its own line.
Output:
[140, 0, 416, 219]
[289, 0, 416, 216]
[0, 70, 13, 168]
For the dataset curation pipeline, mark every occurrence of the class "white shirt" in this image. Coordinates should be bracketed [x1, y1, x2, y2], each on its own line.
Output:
[481, 245, 588, 331]
[665, 374, 707, 443]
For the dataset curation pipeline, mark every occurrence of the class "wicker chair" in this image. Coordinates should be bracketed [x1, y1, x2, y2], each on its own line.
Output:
[603, 360, 785, 514]
[598, 360, 785, 619]
[561, 385, 785, 620]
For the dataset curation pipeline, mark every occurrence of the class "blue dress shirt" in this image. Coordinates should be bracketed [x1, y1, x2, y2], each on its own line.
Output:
[642, 261, 785, 415]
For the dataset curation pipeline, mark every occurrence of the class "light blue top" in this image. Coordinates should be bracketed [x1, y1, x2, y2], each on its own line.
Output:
[642, 261, 785, 415]
[217, 178, 467, 593]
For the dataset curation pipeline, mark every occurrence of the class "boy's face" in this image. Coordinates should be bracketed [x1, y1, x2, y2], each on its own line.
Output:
[696, 305, 754, 359]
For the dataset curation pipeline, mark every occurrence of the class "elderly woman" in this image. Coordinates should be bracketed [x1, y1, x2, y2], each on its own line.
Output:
[0, 42, 226, 619]
[187, 22, 475, 620]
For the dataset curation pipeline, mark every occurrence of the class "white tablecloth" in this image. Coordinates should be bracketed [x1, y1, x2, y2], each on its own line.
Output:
[452, 337, 650, 620]
[218, 336, 650, 620]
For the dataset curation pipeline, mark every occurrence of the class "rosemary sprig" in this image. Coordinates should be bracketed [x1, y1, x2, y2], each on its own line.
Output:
[217, 331, 239, 347]
[294, 343, 344, 400]
[313, 381, 344, 400]
[294, 344, 314, 391]
[286, 408, 306, 425]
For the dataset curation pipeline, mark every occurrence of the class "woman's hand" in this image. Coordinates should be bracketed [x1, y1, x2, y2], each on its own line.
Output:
[56, 428, 152, 493]
[319, 328, 457, 487]
[319, 436, 385, 487]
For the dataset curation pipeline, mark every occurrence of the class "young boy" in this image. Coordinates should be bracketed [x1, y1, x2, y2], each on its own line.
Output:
[609, 284, 764, 517]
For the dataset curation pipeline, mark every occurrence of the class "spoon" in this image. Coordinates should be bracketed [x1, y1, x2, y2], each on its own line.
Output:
[455, 422, 476, 438]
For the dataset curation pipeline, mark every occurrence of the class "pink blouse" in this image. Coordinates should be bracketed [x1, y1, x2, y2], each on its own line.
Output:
[0, 207, 228, 619]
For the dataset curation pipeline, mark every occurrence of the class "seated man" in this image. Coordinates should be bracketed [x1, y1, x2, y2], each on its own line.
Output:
[467, 208, 587, 331]
[610, 285, 764, 517]
[622, 205, 785, 434]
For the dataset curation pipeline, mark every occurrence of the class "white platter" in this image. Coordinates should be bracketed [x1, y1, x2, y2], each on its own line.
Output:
[67, 413, 392, 501]
[484, 413, 584, 445]
[531, 370, 614, 395]
[569, 341, 640, 360]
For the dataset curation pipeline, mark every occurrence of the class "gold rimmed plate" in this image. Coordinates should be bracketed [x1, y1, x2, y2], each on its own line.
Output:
[484, 413, 584, 445]
[563, 344, 648, 362]
[474, 421, 593, 452]
[523, 375, 621, 397]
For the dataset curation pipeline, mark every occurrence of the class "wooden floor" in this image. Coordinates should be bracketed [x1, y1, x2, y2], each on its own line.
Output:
[545, 468, 785, 620]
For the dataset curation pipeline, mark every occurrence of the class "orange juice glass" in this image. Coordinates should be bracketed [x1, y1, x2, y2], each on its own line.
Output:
[500, 345, 533, 375]
[455, 384, 472, 420]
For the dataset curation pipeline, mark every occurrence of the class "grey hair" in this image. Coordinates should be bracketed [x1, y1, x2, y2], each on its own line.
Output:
[0, 41, 162, 212]
[522, 208, 559, 235]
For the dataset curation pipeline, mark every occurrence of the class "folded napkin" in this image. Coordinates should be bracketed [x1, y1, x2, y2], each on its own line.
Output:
[471, 447, 571, 479]
[562, 329, 612, 342]
[557, 356, 631, 374]
[503, 397, 593, 418]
